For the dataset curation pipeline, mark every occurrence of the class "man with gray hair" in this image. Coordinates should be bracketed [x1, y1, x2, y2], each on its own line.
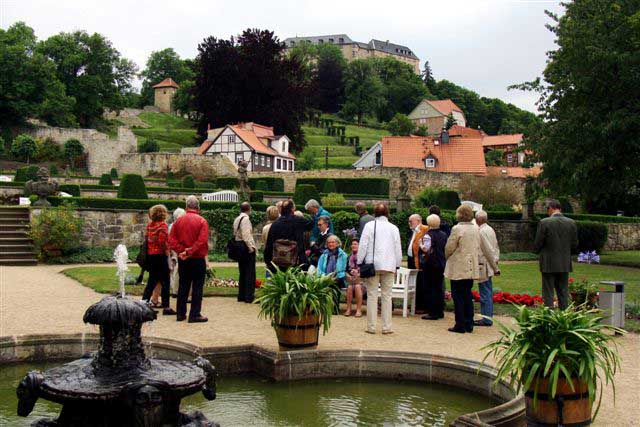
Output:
[305, 199, 333, 243]
[474, 210, 500, 326]
[168, 195, 209, 323]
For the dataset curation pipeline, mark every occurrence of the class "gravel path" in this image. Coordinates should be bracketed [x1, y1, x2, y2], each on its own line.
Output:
[1, 265, 638, 425]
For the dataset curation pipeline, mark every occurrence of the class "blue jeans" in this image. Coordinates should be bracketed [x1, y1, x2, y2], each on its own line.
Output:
[478, 278, 493, 325]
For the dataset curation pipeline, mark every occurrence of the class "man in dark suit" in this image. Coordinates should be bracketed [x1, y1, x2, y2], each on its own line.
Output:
[534, 199, 578, 309]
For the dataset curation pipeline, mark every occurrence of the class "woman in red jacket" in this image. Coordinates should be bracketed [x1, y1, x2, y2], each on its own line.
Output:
[142, 205, 176, 315]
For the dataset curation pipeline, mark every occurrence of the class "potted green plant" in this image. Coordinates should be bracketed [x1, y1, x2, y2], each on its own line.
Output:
[483, 305, 623, 426]
[255, 267, 338, 349]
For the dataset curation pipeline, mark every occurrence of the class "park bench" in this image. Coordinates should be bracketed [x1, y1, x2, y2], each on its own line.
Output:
[201, 190, 238, 203]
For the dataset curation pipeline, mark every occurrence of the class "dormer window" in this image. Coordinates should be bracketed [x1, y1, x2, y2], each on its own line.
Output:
[425, 157, 436, 168]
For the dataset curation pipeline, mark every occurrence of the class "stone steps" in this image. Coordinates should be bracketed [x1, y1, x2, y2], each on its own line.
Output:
[0, 208, 37, 266]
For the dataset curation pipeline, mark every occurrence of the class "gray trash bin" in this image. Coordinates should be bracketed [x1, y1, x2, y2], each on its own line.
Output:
[599, 281, 624, 330]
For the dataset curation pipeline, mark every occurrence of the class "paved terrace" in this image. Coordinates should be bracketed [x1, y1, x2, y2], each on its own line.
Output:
[0, 264, 638, 426]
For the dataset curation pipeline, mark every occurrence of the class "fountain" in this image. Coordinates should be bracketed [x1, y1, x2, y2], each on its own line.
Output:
[16, 245, 218, 426]
[24, 167, 59, 207]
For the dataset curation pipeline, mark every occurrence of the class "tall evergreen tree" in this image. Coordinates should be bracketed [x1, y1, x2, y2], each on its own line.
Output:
[421, 60, 436, 92]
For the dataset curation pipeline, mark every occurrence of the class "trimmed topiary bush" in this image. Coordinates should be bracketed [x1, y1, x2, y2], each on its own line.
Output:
[434, 190, 461, 210]
[250, 191, 264, 202]
[322, 179, 337, 194]
[36, 137, 62, 161]
[63, 139, 84, 168]
[254, 180, 268, 191]
[296, 178, 389, 196]
[217, 177, 239, 189]
[558, 197, 574, 214]
[58, 184, 81, 197]
[248, 177, 284, 192]
[138, 138, 160, 153]
[110, 168, 118, 178]
[414, 187, 439, 208]
[49, 164, 59, 176]
[98, 174, 113, 186]
[11, 134, 38, 163]
[576, 221, 608, 252]
[117, 174, 148, 199]
[15, 165, 40, 182]
[166, 171, 174, 180]
[294, 184, 320, 206]
[182, 175, 195, 189]
[321, 193, 345, 206]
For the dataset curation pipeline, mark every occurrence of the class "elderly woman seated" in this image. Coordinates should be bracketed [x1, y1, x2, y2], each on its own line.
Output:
[317, 235, 348, 314]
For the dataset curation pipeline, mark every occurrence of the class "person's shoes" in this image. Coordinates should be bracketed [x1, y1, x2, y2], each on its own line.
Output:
[354, 311, 362, 318]
[176, 315, 186, 322]
[163, 308, 177, 315]
[365, 329, 376, 334]
[344, 311, 352, 317]
[473, 320, 492, 327]
[448, 327, 465, 334]
[382, 329, 394, 335]
[465, 327, 474, 333]
[421, 315, 440, 320]
[188, 316, 208, 323]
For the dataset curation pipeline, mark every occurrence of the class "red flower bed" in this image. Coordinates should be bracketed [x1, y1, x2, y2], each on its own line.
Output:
[255, 279, 263, 288]
[471, 290, 543, 306]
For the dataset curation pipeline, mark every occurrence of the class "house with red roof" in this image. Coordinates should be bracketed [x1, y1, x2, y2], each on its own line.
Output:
[197, 122, 296, 172]
[408, 99, 466, 134]
[353, 133, 486, 175]
[481, 133, 525, 166]
[153, 78, 179, 113]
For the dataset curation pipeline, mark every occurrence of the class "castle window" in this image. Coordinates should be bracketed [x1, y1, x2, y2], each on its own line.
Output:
[318, 39, 323, 43]
[290, 41, 295, 46]
[425, 157, 436, 168]
[339, 38, 344, 43]
[328, 38, 334, 43]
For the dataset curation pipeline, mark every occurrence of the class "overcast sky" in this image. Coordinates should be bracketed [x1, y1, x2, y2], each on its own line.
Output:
[3, 0, 564, 113]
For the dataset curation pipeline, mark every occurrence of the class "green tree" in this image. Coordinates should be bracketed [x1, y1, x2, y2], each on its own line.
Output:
[340, 59, 384, 123]
[139, 48, 195, 106]
[10, 134, 37, 163]
[387, 113, 416, 136]
[421, 60, 436, 92]
[0, 22, 75, 127]
[371, 57, 428, 122]
[172, 79, 196, 117]
[37, 30, 137, 127]
[485, 149, 505, 166]
[414, 125, 429, 136]
[297, 150, 317, 170]
[445, 113, 457, 130]
[516, 0, 640, 214]
[138, 138, 160, 153]
[63, 139, 84, 168]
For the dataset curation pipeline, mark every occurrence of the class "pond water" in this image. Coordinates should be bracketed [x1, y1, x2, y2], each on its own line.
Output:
[1, 362, 495, 426]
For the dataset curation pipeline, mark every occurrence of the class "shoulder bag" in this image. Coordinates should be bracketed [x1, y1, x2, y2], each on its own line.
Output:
[358, 220, 376, 278]
[136, 235, 148, 269]
[226, 216, 247, 261]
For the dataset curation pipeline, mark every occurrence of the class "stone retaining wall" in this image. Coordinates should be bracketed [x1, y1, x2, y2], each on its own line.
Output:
[606, 223, 640, 250]
[118, 153, 237, 180]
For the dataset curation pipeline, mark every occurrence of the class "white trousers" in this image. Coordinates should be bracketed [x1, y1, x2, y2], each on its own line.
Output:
[365, 271, 395, 332]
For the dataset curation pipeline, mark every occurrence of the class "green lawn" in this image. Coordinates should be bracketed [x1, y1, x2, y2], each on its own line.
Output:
[599, 251, 640, 268]
[132, 112, 198, 152]
[62, 266, 266, 297]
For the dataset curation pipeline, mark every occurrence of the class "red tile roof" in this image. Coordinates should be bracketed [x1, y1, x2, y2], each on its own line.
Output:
[486, 166, 541, 178]
[448, 125, 485, 138]
[152, 78, 179, 89]
[426, 99, 463, 116]
[381, 135, 486, 175]
[482, 134, 523, 147]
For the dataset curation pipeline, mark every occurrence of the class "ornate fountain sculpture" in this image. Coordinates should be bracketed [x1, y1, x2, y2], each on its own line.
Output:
[17, 245, 218, 426]
[25, 167, 59, 206]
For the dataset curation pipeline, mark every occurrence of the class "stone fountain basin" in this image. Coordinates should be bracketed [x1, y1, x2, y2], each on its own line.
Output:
[0, 333, 525, 427]
[38, 358, 205, 403]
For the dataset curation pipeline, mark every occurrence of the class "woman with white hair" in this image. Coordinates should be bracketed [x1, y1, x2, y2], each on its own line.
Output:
[420, 214, 449, 320]
[317, 234, 348, 314]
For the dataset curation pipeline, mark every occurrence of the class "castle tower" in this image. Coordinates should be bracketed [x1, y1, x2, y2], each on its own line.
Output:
[152, 78, 179, 113]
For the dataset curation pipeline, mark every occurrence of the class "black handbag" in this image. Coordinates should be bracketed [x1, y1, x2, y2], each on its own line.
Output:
[136, 236, 148, 269]
[358, 221, 376, 278]
[227, 216, 247, 261]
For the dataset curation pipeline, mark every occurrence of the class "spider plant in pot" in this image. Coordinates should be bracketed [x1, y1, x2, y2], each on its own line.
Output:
[482, 304, 623, 426]
[255, 267, 338, 349]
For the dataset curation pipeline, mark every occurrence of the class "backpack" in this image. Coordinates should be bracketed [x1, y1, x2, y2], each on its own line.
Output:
[135, 235, 148, 269]
[272, 239, 298, 269]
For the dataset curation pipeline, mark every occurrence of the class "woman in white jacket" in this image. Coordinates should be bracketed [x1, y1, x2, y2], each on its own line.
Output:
[357, 203, 402, 334]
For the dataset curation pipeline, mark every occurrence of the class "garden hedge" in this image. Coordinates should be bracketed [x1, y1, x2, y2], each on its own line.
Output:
[296, 178, 389, 196]
[254, 180, 268, 191]
[566, 213, 640, 224]
[182, 175, 195, 189]
[434, 190, 461, 210]
[117, 174, 148, 200]
[322, 179, 337, 194]
[294, 184, 320, 206]
[200, 209, 266, 251]
[14, 165, 39, 182]
[250, 191, 264, 202]
[98, 174, 113, 186]
[217, 177, 239, 189]
[248, 177, 284, 192]
[576, 221, 608, 252]
[58, 184, 81, 197]
[110, 168, 118, 178]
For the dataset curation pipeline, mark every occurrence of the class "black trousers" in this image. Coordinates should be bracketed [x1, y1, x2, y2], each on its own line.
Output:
[425, 268, 445, 318]
[238, 251, 256, 303]
[408, 256, 427, 312]
[177, 258, 206, 319]
[451, 279, 474, 332]
[142, 254, 170, 308]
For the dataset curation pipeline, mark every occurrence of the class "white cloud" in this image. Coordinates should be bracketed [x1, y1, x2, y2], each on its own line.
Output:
[3, 0, 563, 112]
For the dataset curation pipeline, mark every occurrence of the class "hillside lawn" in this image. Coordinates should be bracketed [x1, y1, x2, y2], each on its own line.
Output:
[132, 112, 198, 152]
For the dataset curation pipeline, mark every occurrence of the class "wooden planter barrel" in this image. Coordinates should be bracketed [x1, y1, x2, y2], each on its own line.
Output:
[525, 377, 592, 426]
[275, 313, 320, 349]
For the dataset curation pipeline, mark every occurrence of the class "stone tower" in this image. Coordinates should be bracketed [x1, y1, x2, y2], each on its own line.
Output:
[153, 78, 179, 113]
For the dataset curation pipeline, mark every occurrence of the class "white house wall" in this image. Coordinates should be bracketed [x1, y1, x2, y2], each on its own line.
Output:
[205, 127, 254, 171]
[452, 110, 466, 127]
[353, 142, 381, 169]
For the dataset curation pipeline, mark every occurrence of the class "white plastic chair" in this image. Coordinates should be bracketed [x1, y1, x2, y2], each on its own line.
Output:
[201, 190, 239, 202]
[377, 267, 419, 317]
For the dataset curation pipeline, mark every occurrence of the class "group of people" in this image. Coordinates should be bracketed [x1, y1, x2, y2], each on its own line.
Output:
[139, 192, 577, 335]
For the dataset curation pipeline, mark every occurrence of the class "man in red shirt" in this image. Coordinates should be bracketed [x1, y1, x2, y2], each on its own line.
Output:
[169, 196, 209, 323]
